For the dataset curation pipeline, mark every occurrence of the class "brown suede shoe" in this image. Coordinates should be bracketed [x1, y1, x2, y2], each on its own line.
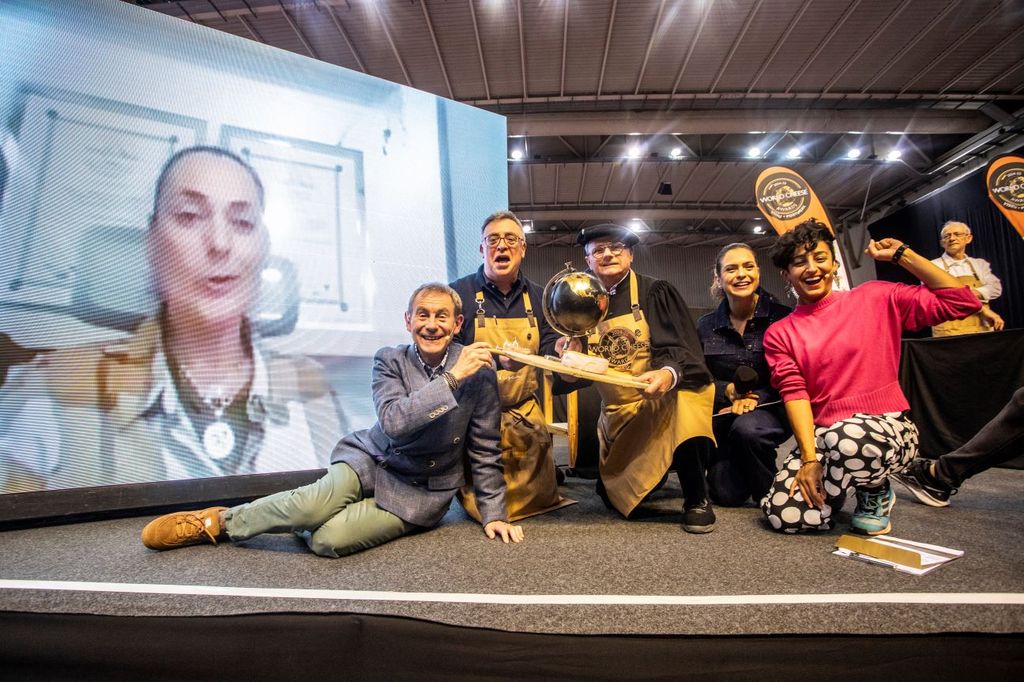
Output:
[141, 507, 228, 551]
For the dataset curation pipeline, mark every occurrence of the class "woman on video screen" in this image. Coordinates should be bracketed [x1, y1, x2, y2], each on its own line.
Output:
[0, 146, 347, 493]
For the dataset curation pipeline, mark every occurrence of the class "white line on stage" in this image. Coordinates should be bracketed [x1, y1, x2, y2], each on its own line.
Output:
[2, 579, 1023, 606]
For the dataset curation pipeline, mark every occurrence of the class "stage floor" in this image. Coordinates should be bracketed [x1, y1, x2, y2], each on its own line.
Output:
[1, 466, 1022, 638]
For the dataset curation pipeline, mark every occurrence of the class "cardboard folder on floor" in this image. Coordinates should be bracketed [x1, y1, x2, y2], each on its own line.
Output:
[834, 534, 964, 575]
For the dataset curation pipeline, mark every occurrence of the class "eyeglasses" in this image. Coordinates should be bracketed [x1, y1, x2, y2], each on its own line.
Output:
[941, 231, 969, 241]
[587, 242, 627, 257]
[482, 234, 524, 248]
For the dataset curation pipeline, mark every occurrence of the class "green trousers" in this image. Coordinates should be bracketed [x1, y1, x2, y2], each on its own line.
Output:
[224, 463, 413, 558]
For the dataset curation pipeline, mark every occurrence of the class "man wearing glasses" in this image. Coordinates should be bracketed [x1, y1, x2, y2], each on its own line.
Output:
[930, 220, 1004, 336]
[578, 225, 717, 533]
[449, 211, 575, 522]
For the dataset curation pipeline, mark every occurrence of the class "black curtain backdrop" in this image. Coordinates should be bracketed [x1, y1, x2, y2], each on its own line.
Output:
[900, 330, 1024, 467]
[870, 168, 1023, 331]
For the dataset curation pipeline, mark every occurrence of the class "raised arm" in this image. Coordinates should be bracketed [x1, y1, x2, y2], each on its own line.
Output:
[867, 238, 982, 329]
[866, 238, 961, 290]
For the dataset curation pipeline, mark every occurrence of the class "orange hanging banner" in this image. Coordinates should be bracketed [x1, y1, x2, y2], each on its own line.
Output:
[754, 166, 849, 290]
[754, 166, 834, 235]
[985, 154, 1024, 240]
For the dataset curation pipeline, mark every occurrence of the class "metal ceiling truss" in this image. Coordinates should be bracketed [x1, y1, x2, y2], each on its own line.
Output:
[131, 0, 1024, 251]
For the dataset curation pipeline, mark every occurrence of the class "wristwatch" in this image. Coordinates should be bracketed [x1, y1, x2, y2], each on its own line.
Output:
[891, 243, 910, 264]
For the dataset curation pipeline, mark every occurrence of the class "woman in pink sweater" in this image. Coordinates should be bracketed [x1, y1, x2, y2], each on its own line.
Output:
[761, 220, 980, 535]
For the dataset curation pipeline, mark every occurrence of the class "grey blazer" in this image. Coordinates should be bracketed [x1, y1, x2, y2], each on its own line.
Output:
[332, 343, 506, 527]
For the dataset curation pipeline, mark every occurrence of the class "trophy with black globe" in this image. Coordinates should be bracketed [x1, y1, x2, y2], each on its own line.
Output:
[487, 263, 647, 388]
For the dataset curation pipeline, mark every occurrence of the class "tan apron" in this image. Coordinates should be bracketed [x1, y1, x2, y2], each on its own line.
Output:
[459, 289, 574, 521]
[585, 271, 714, 517]
[932, 260, 991, 337]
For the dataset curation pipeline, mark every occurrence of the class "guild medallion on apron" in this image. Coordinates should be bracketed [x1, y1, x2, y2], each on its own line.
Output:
[585, 271, 714, 517]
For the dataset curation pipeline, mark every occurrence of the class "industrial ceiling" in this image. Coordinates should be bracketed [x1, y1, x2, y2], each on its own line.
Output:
[125, 0, 1024, 247]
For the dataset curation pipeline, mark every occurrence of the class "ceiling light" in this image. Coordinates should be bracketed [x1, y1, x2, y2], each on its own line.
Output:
[627, 145, 643, 159]
[886, 149, 902, 161]
[669, 147, 683, 159]
[753, 225, 763, 234]
[787, 146, 801, 158]
[630, 218, 645, 230]
[747, 146, 761, 158]
[846, 147, 862, 159]
[521, 220, 533, 233]
[510, 148, 524, 161]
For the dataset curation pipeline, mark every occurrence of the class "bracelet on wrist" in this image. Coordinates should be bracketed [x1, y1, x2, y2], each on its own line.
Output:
[442, 371, 459, 392]
[891, 243, 910, 264]
[800, 459, 818, 466]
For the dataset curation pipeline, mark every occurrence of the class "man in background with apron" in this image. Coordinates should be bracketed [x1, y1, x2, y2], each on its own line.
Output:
[451, 211, 576, 521]
[931, 220, 1004, 336]
[578, 225, 717, 533]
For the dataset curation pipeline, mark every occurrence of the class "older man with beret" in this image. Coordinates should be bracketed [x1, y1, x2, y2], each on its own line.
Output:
[578, 225, 717, 533]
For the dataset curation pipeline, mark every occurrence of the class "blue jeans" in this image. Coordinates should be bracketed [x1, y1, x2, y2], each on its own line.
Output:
[708, 405, 790, 506]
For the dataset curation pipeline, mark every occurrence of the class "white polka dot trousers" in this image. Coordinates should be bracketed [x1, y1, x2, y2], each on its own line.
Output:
[761, 412, 918, 533]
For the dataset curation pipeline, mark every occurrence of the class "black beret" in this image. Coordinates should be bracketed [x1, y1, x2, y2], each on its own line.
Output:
[576, 223, 640, 247]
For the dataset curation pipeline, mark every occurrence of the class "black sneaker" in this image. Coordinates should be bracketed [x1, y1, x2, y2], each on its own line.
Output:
[682, 499, 716, 534]
[892, 458, 955, 508]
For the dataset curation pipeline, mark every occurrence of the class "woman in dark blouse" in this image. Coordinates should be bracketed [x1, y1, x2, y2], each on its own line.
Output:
[696, 243, 791, 506]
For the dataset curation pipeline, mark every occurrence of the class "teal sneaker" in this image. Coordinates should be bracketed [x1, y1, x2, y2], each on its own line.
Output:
[851, 484, 896, 536]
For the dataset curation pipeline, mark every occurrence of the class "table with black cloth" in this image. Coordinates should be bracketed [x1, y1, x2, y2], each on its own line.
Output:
[900, 329, 1024, 468]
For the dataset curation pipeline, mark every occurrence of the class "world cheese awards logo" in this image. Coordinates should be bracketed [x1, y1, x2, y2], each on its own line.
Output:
[595, 327, 647, 368]
[756, 170, 811, 221]
[988, 161, 1024, 213]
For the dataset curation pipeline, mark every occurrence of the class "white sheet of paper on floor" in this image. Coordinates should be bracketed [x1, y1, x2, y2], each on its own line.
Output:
[833, 534, 964, 575]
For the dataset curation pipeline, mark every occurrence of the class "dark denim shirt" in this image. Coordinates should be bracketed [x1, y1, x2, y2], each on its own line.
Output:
[449, 266, 559, 356]
[696, 289, 791, 412]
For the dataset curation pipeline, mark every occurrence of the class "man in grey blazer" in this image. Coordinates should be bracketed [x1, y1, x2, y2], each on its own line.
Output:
[141, 282, 524, 557]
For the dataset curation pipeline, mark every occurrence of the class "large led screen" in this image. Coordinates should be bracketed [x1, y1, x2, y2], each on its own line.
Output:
[0, 0, 508, 496]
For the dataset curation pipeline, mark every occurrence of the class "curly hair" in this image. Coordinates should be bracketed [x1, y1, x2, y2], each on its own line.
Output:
[769, 219, 835, 269]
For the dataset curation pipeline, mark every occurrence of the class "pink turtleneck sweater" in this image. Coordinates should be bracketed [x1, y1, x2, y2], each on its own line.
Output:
[763, 282, 980, 427]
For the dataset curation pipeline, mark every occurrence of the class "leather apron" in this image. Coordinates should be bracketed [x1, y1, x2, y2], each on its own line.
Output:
[932, 260, 990, 337]
[459, 289, 574, 521]
[585, 271, 715, 517]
